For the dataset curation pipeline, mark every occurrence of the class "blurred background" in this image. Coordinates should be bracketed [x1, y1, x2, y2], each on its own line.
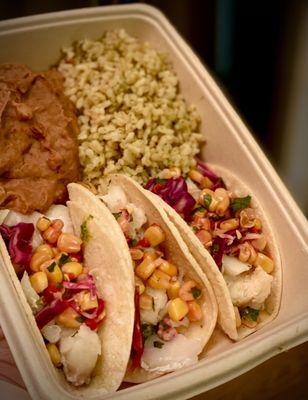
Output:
[0, 0, 307, 214]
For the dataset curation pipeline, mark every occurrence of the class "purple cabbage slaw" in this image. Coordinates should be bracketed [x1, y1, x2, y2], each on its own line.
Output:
[145, 161, 229, 268]
[0, 222, 34, 266]
[145, 176, 196, 220]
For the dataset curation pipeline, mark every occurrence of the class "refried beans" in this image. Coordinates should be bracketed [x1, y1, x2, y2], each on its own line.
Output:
[0, 64, 80, 214]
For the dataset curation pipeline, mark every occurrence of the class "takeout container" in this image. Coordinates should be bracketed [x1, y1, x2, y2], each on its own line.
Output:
[0, 4, 307, 400]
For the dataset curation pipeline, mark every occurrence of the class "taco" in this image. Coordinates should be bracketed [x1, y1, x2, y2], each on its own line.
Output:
[0, 183, 135, 395]
[96, 174, 218, 383]
[145, 161, 282, 341]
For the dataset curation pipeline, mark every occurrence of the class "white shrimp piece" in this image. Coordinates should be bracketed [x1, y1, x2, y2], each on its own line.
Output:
[4, 210, 43, 248]
[45, 205, 74, 234]
[59, 324, 101, 386]
[141, 334, 202, 373]
[100, 184, 128, 213]
[140, 287, 168, 325]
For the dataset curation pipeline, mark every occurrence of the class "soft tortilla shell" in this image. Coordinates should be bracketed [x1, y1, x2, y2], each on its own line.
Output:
[101, 174, 218, 383]
[0, 183, 135, 396]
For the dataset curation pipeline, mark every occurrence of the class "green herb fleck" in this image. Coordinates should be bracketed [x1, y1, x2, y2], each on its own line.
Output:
[194, 206, 206, 214]
[131, 239, 138, 247]
[154, 178, 167, 185]
[191, 287, 202, 299]
[203, 193, 212, 209]
[47, 262, 56, 272]
[240, 307, 259, 322]
[230, 196, 251, 213]
[141, 323, 156, 340]
[192, 226, 200, 233]
[153, 340, 164, 349]
[71, 331, 78, 338]
[56, 283, 63, 289]
[75, 316, 85, 323]
[58, 253, 70, 267]
[80, 215, 93, 243]
[36, 298, 44, 307]
[112, 212, 122, 220]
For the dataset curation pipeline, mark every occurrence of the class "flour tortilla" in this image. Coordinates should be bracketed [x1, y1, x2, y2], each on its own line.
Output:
[0, 183, 135, 396]
[100, 174, 218, 383]
[146, 164, 282, 341]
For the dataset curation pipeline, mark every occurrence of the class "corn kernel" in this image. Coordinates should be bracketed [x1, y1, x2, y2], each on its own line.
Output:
[187, 301, 203, 322]
[46, 343, 61, 367]
[57, 233, 82, 253]
[158, 260, 177, 276]
[139, 293, 154, 310]
[188, 169, 203, 184]
[62, 261, 83, 278]
[29, 271, 48, 293]
[135, 276, 145, 295]
[144, 225, 166, 247]
[30, 251, 52, 272]
[74, 290, 98, 311]
[254, 253, 274, 273]
[35, 244, 54, 258]
[148, 269, 170, 290]
[167, 280, 181, 299]
[56, 307, 82, 329]
[135, 252, 157, 280]
[200, 176, 213, 189]
[36, 217, 51, 232]
[42, 261, 63, 284]
[130, 248, 144, 260]
[168, 298, 189, 322]
[220, 218, 239, 232]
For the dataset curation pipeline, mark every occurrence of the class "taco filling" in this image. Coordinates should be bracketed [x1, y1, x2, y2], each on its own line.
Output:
[100, 184, 205, 373]
[146, 160, 275, 330]
[0, 206, 104, 386]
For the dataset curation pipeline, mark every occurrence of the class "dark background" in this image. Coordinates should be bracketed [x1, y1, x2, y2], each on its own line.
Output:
[1, 0, 307, 213]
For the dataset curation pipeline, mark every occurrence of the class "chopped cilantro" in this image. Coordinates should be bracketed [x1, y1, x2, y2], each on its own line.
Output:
[191, 287, 202, 299]
[153, 340, 164, 349]
[56, 283, 63, 289]
[161, 320, 169, 329]
[112, 212, 122, 220]
[194, 206, 206, 214]
[36, 298, 44, 307]
[75, 316, 85, 323]
[131, 239, 138, 247]
[71, 331, 78, 338]
[230, 196, 251, 213]
[154, 178, 167, 185]
[192, 226, 200, 233]
[141, 323, 156, 340]
[203, 193, 212, 209]
[240, 307, 259, 322]
[80, 215, 93, 243]
[47, 262, 56, 272]
[58, 253, 70, 267]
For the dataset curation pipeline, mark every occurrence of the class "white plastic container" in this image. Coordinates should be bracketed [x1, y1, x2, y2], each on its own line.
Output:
[0, 4, 307, 400]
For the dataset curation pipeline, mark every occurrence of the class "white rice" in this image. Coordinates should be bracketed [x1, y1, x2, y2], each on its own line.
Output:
[58, 29, 203, 184]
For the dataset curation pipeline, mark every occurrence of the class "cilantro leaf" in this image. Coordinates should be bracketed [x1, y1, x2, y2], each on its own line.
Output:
[47, 262, 56, 272]
[191, 287, 202, 299]
[112, 212, 122, 220]
[154, 178, 167, 185]
[203, 193, 212, 209]
[240, 307, 259, 322]
[153, 340, 164, 349]
[141, 323, 156, 340]
[230, 196, 251, 213]
[80, 215, 93, 243]
[58, 253, 70, 267]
